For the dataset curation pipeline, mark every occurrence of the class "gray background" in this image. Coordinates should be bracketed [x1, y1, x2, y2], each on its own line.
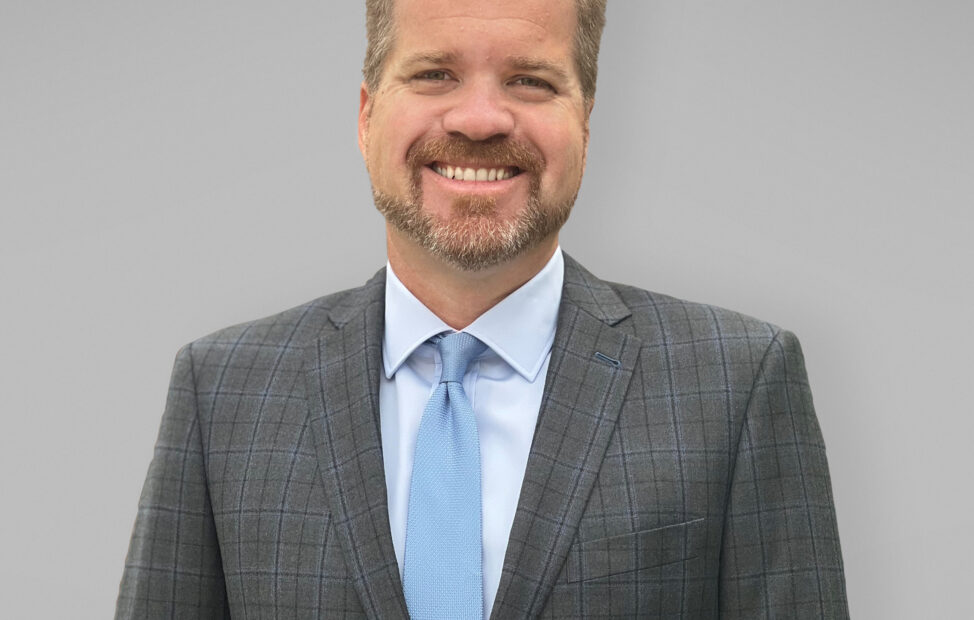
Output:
[1, 1, 971, 617]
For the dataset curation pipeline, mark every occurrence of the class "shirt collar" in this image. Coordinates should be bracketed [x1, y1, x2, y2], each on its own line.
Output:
[382, 247, 564, 382]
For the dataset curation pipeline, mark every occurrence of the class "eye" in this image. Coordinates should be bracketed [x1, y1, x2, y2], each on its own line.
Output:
[416, 70, 451, 81]
[409, 68, 458, 94]
[510, 76, 554, 91]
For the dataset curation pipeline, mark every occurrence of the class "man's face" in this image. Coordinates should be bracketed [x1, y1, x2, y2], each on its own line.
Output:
[359, 0, 591, 270]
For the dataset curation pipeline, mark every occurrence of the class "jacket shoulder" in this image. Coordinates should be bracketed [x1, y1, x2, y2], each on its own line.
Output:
[605, 280, 785, 352]
[177, 270, 384, 370]
[561, 253, 784, 349]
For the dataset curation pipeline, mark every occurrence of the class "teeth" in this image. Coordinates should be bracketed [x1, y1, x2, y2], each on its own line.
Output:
[432, 164, 516, 182]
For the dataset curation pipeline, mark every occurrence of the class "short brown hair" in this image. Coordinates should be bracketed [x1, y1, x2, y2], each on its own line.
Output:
[363, 0, 607, 102]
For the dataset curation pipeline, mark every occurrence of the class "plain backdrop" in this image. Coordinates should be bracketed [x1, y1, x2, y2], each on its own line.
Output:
[2, 1, 971, 617]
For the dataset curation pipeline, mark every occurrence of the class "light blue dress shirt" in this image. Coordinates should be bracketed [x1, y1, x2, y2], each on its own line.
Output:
[380, 247, 564, 618]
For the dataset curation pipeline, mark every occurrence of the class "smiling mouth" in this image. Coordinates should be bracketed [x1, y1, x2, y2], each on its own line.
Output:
[429, 162, 522, 182]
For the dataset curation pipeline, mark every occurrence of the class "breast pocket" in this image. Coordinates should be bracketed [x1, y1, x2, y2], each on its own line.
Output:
[565, 517, 705, 583]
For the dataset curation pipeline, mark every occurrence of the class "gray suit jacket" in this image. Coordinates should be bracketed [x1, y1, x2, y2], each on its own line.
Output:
[116, 255, 848, 618]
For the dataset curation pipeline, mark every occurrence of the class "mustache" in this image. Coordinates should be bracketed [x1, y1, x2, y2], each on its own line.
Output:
[406, 135, 545, 175]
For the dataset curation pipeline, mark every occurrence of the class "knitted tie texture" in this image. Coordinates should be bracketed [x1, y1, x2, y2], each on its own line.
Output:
[403, 331, 487, 620]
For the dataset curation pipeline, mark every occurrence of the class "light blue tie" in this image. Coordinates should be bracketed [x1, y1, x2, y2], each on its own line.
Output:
[403, 331, 487, 620]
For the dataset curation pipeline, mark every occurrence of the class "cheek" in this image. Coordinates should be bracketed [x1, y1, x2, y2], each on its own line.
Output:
[370, 121, 403, 170]
[374, 100, 437, 158]
[535, 122, 587, 188]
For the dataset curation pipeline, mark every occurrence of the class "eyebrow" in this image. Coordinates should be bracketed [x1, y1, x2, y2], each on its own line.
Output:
[506, 56, 572, 83]
[400, 51, 460, 68]
[399, 51, 573, 83]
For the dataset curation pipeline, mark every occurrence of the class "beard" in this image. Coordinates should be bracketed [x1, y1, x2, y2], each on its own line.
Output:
[371, 135, 578, 271]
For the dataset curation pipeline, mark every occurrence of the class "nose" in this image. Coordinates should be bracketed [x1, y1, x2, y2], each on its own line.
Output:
[441, 80, 515, 142]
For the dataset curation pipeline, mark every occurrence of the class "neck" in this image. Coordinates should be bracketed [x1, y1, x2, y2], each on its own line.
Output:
[386, 226, 559, 331]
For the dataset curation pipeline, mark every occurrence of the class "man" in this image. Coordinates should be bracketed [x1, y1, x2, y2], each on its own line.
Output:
[116, 0, 848, 618]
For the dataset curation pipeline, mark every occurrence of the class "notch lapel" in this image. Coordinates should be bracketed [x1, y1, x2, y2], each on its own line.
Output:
[491, 255, 641, 618]
[303, 269, 410, 619]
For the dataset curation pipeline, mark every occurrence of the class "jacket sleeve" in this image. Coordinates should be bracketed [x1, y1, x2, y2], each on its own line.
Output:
[719, 330, 849, 618]
[115, 345, 230, 619]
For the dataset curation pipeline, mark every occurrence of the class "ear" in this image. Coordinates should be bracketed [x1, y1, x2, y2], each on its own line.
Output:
[581, 97, 595, 172]
[358, 81, 372, 161]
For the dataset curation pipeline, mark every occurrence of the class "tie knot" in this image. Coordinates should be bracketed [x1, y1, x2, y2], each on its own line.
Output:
[436, 332, 487, 384]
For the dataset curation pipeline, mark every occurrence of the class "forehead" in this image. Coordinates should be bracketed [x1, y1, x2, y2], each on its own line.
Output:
[391, 0, 578, 56]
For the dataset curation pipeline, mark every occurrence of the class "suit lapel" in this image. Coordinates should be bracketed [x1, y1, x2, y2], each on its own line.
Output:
[491, 255, 641, 618]
[303, 269, 410, 620]
[301, 257, 640, 619]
